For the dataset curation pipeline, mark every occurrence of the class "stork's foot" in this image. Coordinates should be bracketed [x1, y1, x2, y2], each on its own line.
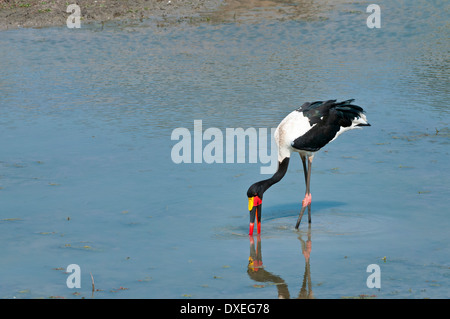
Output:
[302, 193, 312, 207]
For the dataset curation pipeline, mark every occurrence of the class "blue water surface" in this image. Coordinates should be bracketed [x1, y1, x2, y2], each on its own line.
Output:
[0, 0, 449, 298]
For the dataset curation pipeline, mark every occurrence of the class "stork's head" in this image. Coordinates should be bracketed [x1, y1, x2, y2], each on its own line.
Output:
[247, 182, 264, 236]
[247, 181, 265, 199]
[247, 182, 264, 215]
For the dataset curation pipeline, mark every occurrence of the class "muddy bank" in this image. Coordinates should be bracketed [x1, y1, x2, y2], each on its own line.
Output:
[0, 0, 353, 31]
[0, 0, 223, 30]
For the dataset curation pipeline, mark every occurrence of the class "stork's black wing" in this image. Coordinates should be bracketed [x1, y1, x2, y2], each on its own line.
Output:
[292, 99, 364, 152]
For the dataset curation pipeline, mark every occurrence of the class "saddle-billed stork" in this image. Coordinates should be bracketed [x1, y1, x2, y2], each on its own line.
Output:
[247, 99, 370, 235]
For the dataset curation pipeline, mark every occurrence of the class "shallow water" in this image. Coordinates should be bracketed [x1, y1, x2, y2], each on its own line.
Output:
[1, 1, 449, 299]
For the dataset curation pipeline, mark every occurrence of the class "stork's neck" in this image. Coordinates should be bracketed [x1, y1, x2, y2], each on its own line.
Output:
[259, 157, 290, 195]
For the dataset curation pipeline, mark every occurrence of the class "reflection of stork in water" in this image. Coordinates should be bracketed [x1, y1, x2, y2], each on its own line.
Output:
[247, 235, 290, 298]
[298, 229, 313, 299]
[247, 99, 370, 235]
[247, 226, 314, 299]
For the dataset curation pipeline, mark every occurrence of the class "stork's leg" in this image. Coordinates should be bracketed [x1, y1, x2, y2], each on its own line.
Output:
[305, 156, 313, 223]
[301, 154, 308, 185]
[296, 155, 313, 229]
